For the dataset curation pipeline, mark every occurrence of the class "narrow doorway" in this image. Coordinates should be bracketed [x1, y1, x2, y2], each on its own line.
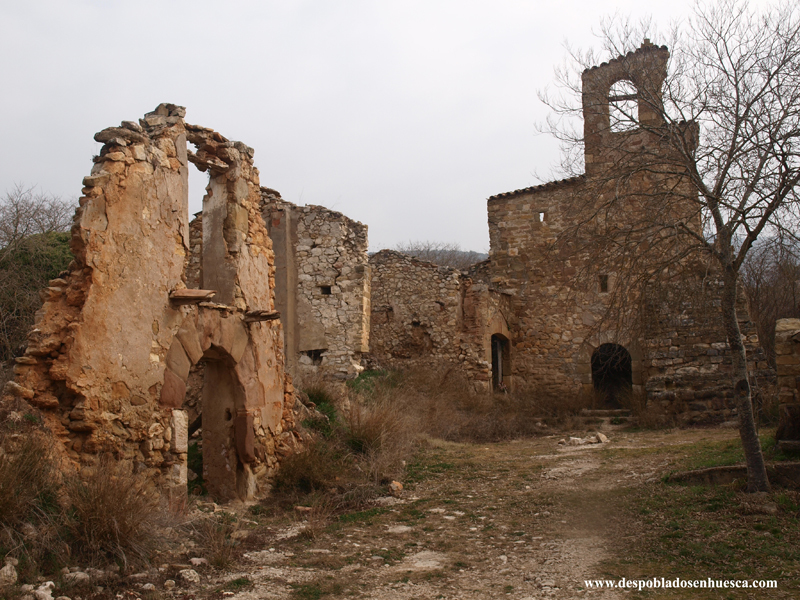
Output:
[491, 334, 510, 391]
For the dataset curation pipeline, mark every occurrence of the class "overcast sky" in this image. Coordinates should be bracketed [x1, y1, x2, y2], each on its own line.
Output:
[0, 0, 773, 252]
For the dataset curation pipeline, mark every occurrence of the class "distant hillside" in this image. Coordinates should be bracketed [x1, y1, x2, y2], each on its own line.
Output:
[390, 242, 488, 270]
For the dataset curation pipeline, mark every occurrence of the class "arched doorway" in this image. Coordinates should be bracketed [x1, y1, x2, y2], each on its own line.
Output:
[491, 334, 510, 391]
[591, 343, 632, 407]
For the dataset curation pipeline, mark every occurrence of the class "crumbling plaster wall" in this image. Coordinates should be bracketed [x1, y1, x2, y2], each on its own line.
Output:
[263, 192, 370, 380]
[1, 104, 296, 501]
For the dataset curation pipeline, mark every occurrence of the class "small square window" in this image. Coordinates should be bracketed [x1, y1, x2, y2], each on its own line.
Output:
[320, 286, 332, 295]
[599, 274, 609, 293]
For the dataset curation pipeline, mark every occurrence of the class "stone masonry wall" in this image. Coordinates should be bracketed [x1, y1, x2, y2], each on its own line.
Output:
[639, 275, 765, 422]
[1, 104, 296, 502]
[368, 250, 509, 391]
[487, 177, 761, 418]
[775, 319, 800, 443]
[264, 193, 370, 380]
[369, 250, 463, 364]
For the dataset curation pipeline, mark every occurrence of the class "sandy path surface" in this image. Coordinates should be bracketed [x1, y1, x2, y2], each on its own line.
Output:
[190, 428, 698, 599]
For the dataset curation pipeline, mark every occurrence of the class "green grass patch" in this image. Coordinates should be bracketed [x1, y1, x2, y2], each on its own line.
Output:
[346, 369, 401, 395]
[187, 441, 206, 496]
[337, 507, 385, 525]
[600, 480, 800, 597]
[221, 577, 252, 592]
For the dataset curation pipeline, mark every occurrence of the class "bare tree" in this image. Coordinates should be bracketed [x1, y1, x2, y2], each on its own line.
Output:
[394, 241, 487, 270]
[542, 0, 800, 491]
[0, 186, 75, 361]
[742, 238, 800, 366]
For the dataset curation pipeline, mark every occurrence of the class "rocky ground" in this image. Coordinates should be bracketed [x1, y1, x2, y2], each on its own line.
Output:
[9, 426, 792, 600]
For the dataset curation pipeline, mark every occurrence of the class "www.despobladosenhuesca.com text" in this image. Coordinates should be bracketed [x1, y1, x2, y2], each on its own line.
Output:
[584, 577, 777, 591]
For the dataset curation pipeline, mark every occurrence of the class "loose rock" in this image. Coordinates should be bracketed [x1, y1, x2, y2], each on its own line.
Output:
[178, 569, 200, 584]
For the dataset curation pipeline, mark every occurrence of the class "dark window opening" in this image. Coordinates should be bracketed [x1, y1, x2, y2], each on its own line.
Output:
[320, 285, 332, 295]
[591, 343, 632, 408]
[599, 274, 609, 293]
[491, 334, 511, 392]
[302, 349, 325, 366]
[411, 320, 421, 327]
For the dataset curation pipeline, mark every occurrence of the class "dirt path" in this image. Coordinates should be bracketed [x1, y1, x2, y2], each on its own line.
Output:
[182, 427, 720, 599]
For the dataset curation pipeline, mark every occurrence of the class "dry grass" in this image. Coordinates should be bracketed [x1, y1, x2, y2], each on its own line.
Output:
[267, 374, 418, 513]
[297, 498, 337, 540]
[356, 365, 589, 443]
[272, 436, 349, 497]
[343, 398, 415, 483]
[193, 512, 240, 568]
[615, 388, 682, 429]
[0, 422, 171, 578]
[0, 432, 66, 577]
[268, 365, 591, 518]
[64, 455, 168, 569]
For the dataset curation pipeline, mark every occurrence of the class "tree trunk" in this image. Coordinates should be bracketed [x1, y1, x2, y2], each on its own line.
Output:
[722, 267, 771, 492]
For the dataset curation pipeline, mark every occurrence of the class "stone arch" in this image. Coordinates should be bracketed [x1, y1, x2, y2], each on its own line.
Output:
[161, 307, 263, 501]
[591, 343, 632, 408]
[578, 334, 643, 400]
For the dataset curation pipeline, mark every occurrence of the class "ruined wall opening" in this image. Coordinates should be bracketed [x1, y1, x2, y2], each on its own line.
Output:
[608, 80, 639, 132]
[491, 333, 510, 391]
[301, 349, 325, 366]
[591, 343, 632, 407]
[199, 345, 249, 502]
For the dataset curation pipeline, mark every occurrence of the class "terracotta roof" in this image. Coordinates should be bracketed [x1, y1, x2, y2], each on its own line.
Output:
[487, 174, 585, 201]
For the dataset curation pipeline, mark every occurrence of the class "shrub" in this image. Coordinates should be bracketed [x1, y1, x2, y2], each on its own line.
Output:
[0, 433, 66, 575]
[617, 387, 680, 429]
[355, 365, 587, 443]
[344, 398, 415, 483]
[272, 436, 348, 497]
[195, 512, 239, 568]
[64, 456, 165, 569]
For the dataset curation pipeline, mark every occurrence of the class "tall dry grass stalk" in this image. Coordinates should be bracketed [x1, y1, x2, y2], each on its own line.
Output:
[64, 455, 168, 569]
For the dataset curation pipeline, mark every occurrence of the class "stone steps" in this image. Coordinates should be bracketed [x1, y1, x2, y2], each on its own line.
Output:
[580, 408, 632, 417]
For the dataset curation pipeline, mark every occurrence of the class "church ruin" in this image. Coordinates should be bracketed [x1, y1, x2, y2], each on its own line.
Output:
[0, 42, 779, 502]
[366, 41, 767, 422]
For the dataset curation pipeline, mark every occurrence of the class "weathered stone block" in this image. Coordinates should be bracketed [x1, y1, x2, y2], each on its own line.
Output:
[176, 316, 204, 364]
[172, 410, 188, 453]
[160, 369, 186, 408]
[166, 341, 191, 382]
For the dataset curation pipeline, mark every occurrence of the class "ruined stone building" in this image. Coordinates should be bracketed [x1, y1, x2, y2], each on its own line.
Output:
[1, 104, 298, 502]
[368, 250, 511, 390]
[367, 42, 765, 421]
[0, 42, 776, 504]
[263, 193, 370, 381]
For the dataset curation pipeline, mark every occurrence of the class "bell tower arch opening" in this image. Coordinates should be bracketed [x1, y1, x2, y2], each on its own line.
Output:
[608, 79, 639, 132]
